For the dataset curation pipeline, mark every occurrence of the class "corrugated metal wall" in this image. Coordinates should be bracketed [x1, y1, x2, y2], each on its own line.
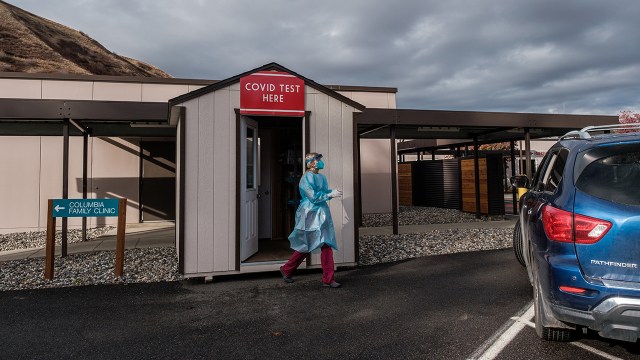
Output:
[410, 160, 462, 210]
[485, 154, 506, 215]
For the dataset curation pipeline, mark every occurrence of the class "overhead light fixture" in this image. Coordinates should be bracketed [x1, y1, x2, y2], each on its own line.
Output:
[129, 123, 175, 128]
[417, 126, 460, 132]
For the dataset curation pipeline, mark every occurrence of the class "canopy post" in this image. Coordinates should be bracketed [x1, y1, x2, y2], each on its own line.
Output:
[390, 125, 398, 235]
[62, 118, 69, 257]
[525, 128, 532, 179]
[510, 141, 517, 214]
[473, 136, 481, 219]
[82, 129, 89, 241]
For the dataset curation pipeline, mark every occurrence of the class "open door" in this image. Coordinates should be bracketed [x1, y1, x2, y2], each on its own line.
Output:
[240, 116, 259, 261]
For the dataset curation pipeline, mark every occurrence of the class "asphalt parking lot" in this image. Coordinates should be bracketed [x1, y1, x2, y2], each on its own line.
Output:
[1, 249, 638, 359]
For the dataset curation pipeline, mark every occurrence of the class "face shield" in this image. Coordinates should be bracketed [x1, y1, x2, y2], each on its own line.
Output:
[305, 153, 323, 168]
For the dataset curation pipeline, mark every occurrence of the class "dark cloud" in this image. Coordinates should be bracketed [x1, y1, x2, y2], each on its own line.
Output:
[9, 0, 640, 115]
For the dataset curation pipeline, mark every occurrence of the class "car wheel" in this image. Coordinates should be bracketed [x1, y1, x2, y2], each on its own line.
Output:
[513, 219, 525, 267]
[531, 246, 573, 342]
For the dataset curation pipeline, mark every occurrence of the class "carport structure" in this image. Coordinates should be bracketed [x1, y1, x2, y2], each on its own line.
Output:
[0, 83, 621, 259]
[0, 98, 175, 255]
[354, 108, 618, 234]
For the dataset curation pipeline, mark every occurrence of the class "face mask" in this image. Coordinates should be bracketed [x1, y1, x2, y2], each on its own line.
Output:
[316, 160, 325, 169]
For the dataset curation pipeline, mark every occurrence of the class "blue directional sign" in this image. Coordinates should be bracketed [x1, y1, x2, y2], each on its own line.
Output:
[52, 199, 119, 218]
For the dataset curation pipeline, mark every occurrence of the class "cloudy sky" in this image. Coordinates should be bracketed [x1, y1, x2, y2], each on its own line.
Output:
[10, 0, 640, 115]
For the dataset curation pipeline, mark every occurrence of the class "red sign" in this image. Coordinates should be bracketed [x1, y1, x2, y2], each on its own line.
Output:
[240, 71, 305, 116]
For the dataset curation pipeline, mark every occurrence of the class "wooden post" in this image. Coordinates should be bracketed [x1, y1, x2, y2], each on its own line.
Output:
[115, 198, 127, 278]
[45, 200, 56, 280]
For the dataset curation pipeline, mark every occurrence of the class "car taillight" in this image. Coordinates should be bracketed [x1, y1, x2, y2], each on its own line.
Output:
[542, 205, 573, 242]
[574, 213, 611, 244]
[542, 205, 611, 244]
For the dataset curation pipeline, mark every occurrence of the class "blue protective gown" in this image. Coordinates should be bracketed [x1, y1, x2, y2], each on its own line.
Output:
[287, 171, 338, 253]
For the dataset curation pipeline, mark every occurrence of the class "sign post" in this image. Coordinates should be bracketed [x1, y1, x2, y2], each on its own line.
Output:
[45, 198, 127, 280]
[44, 200, 56, 280]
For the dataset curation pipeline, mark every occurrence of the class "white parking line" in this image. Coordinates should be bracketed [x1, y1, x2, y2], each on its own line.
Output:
[570, 342, 625, 360]
[467, 302, 533, 360]
[469, 302, 625, 360]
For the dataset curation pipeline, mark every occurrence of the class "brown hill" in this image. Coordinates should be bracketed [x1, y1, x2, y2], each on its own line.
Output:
[0, 0, 171, 77]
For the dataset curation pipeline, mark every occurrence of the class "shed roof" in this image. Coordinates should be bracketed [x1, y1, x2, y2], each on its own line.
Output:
[168, 62, 367, 111]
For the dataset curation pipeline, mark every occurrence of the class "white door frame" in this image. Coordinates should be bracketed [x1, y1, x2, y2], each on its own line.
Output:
[258, 128, 272, 239]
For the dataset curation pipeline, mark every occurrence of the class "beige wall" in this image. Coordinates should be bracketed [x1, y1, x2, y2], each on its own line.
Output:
[0, 76, 396, 236]
[0, 78, 199, 102]
[341, 91, 398, 214]
[0, 137, 41, 232]
[0, 77, 204, 234]
[306, 86, 357, 267]
[0, 136, 141, 234]
[336, 91, 396, 109]
[360, 139, 393, 214]
[179, 91, 236, 276]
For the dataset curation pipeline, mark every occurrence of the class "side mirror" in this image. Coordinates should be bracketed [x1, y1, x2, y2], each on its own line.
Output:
[510, 175, 530, 189]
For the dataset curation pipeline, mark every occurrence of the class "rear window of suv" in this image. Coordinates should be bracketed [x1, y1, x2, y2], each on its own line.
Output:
[576, 147, 640, 206]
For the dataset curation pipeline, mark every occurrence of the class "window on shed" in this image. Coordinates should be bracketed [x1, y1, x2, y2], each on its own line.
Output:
[246, 127, 255, 189]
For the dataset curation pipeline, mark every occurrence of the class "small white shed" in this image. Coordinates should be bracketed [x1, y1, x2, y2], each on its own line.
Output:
[168, 63, 366, 278]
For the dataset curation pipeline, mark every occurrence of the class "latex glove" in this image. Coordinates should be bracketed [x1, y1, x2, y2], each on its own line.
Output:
[328, 189, 343, 198]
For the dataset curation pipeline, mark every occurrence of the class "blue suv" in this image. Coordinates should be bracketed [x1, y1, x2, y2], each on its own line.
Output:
[513, 124, 640, 343]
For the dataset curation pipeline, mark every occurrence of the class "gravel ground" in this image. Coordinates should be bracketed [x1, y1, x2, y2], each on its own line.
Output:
[359, 228, 513, 266]
[362, 206, 506, 227]
[0, 248, 182, 291]
[0, 207, 514, 291]
[0, 227, 114, 252]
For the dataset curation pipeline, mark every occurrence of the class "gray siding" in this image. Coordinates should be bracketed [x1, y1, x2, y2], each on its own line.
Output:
[178, 83, 357, 276]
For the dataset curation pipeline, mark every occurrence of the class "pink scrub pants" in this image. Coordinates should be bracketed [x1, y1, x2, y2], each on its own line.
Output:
[281, 245, 335, 284]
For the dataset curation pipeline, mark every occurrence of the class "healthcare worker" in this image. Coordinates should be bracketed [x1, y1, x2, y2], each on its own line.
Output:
[280, 152, 343, 288]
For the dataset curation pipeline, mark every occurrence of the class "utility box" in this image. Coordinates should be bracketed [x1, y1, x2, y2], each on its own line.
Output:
[460, 154, 505, 215]
[398, 163, 413, 206]
[407, 159, 462, 210]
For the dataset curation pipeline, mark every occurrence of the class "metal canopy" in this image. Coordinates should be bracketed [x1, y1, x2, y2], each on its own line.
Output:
[0, 99, 174, 137]
[354, 107, 619, 234]
[0, 98, 174, 255]
[356, 108, 618, 141]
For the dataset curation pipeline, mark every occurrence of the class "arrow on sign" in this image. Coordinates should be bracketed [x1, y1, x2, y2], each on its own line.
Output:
[54, 205, 65, 212]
